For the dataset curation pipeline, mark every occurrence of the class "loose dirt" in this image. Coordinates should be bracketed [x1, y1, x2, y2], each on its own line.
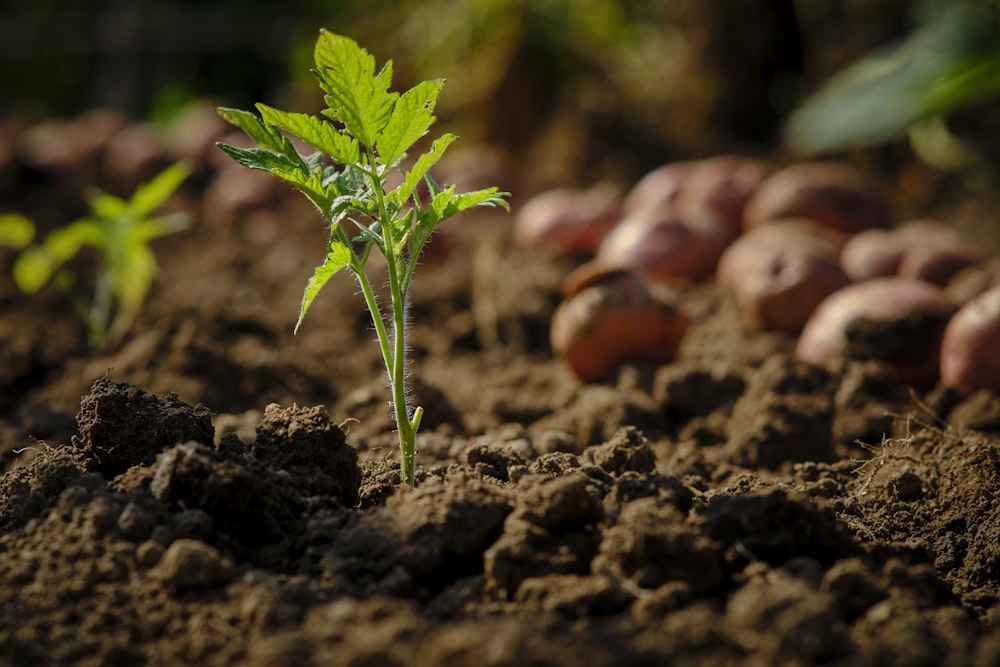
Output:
[2, 116, 1000, 666]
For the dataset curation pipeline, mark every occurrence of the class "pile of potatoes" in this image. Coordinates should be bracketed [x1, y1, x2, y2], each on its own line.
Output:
[515, 158, 1000, 392]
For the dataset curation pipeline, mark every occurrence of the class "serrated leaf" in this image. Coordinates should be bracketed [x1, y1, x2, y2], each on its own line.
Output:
[295, 239, 353, 334]
[389, 133, 457, 209]
[0, 213, 35, 249]
[313, 30, 398, 147]
[257, 104, 360, 166]
[269, 167, 333, 214]
[216, 143, 301, 174]
[128, 162, 189, 218]
[376, 79, 444, 168]
[424, 185, 509, 223]
[217, 107, 287, 152]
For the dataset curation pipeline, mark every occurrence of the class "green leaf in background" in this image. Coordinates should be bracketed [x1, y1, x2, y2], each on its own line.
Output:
[88, 194, 129, 223]
[110, 242, 157, 315]
[0, 213, 36, 249]
[129, 162, 191, 218]
[786, 3, 1000, 154]
[13, 247, 57, 293]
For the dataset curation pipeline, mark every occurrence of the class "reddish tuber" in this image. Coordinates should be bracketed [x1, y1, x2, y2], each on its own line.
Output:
[622, 161, 695, 214]
[743, 161, 889, 235]
[939, 284, 1000, 394]
[679, 154, 768, 236]
[842, 220, 984, 285]
[596, 201, 735, 284]
[717, 219, 850, 333]
[796, 276, 955, 385]
[550, 266, 690, 382]
[513, 183, 622, 258]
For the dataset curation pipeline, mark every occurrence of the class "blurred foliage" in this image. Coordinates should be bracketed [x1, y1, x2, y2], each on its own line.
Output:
[4, 0, 973, 184]
[1, 0, 801, 181]
[786, 0, 1000, 170]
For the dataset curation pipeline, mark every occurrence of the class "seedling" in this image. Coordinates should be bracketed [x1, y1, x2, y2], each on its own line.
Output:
[216, 30, 509, 486]
[0, 163, 190, 349]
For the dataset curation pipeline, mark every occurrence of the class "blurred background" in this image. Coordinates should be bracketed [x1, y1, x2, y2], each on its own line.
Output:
[2, 0, 999, 193]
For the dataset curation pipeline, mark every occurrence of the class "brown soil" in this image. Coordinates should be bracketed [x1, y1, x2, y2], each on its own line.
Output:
[2, 117, 1000, 667]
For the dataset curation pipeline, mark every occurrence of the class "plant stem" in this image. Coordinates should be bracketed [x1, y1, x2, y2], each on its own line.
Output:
[363, 145, 418, 486]
[88, 263, 112, 349]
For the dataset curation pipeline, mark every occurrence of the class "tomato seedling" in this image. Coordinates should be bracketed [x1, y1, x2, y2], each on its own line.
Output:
[216, 30, 509, 486]
[0, 163, 190, 349]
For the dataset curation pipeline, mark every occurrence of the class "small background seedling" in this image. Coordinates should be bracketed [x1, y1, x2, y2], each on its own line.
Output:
[0, 163, 190, 349]
[216, 30, 509, 486]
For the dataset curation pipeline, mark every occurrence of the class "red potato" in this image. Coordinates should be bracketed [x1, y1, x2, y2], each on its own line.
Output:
[940, 284, 1000, 394]
[841, 220, 984, 285]
[623, 156, 768, 238]
[513, 183, 623, 258]
[743, 161, 890, 235]
[679, 155, 769, 237]
[550, 267, 690, 382]
[622, 161, 695, 214]
[796, 277, 956, 385]
[839, 228, 907, 281]
[596, 201, 734, 283]
[717, 219, 850, 333]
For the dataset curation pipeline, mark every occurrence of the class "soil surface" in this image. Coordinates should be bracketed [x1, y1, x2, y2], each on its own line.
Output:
[2, 112, 1000, 666]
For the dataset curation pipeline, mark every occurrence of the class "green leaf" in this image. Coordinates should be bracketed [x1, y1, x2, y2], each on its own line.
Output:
[89, 194, 129, 223]
[424, 185, 510, 224]
[217, 107, 288, 152]
[376, 79, 444, 168]
[43, 220, 104, 262]
[0, 213, 35, 249]
[110, 242, 156, 314]
[270, 167, 333, 213]
[216, 144, 301, 174]
[257, 104, 360, 166]
[127, 213, 190, 245]
[128, 162, 190, 218]
[13, 247, 56, 293]
[295, 238, 353, 334]
[389, 133, 457, 209]
[786, 5, 1000, 154]
[313, 30, 398, 147]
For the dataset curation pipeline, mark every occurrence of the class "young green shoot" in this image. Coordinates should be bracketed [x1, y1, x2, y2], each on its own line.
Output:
[215, 30, 509, 486]
[0, 163, 190, 349]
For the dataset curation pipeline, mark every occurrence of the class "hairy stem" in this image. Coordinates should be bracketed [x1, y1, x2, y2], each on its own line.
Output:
[364, 145, 418, 486]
